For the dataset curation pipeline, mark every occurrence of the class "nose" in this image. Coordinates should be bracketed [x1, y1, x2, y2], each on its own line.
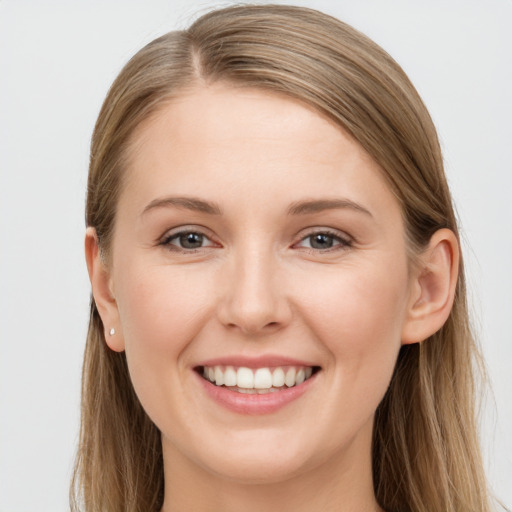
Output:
[216, 244, 292, 336]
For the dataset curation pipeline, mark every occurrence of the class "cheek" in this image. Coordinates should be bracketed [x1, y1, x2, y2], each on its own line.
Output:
[112, 262, 220, 430]
[308, 270, 407, 445]
[302, 264, 407, 337]
[112, 263, 215, 398]
[115, 264, 212, 351]
[294, 259, 409, 390]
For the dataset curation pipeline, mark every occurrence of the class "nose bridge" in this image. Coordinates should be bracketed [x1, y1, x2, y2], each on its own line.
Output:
[217, 237, 289, 334]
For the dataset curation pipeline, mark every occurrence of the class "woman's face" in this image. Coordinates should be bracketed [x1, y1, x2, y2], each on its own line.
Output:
[106, 85, 417, 483]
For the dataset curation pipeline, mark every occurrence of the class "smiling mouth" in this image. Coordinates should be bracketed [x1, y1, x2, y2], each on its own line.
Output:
[196, 365, 321, 394]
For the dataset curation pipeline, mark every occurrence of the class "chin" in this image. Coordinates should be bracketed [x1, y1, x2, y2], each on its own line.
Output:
[187, 429, 321, 485]
[207, 453, 310, 485]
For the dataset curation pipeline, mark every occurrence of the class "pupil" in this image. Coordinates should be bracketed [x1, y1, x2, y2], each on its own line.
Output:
[180, 232, 203, 248]
[311, 234, 333, 249]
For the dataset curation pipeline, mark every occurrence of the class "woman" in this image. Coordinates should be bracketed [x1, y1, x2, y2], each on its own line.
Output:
[72, 4, 495, 511]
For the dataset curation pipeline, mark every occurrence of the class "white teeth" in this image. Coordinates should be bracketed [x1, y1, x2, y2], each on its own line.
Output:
[202, 364, 316, 391]
[224, 366, 237, 386]
[237, 367, 254, 389]
[214, 366, 224, 386]
[272, 367, 285, 387]
[285, 368, 296, 387]
[254, 368, 273, 389]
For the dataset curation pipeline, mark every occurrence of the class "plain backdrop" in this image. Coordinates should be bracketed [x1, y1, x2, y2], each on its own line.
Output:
[0, 1, 511, 510]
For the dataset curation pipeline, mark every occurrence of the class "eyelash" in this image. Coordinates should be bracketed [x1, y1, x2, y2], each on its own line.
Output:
[160, 229, 217, 253]
[294, 229, 353, 252]
[159, 228, 352, 254]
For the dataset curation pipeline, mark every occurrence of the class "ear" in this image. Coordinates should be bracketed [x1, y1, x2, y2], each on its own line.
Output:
[401, 228, 460, 345]
[85, 227, 125, 352]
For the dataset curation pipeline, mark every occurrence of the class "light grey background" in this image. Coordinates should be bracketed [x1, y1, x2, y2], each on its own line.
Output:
[0, 1, 511, 510]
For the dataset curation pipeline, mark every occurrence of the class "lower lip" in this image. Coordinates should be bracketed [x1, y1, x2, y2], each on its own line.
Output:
[196, 371, 318, 415]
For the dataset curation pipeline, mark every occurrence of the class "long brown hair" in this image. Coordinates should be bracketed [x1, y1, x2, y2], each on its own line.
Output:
[72, 5, 493, 511]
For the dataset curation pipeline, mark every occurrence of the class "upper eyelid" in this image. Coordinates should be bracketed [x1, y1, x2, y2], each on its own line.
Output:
[294, 227, 352, 242]
[159, 225, 216, 242]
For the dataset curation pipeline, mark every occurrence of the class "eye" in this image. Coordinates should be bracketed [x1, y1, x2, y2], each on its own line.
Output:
[295, 230, 351, 251]
[161, 230, 216, 251]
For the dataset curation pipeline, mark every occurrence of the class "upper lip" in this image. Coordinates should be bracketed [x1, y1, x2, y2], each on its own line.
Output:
[195, 354, 319, 369]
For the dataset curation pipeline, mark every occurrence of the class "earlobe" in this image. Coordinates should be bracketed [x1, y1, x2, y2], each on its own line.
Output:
[85, 227, 125, 352]
[401, 228, 459, 345]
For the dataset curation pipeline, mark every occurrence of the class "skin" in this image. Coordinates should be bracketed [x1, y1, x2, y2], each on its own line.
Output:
[86, 84, 459, 512]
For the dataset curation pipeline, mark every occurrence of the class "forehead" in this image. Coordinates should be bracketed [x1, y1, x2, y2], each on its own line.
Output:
[120, 84, 400, 221]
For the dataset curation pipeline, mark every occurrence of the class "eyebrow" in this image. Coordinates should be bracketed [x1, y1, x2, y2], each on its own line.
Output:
[286, 198, 373, 217]
[141, 196, 372, 218]
[142, 196, 223, 216]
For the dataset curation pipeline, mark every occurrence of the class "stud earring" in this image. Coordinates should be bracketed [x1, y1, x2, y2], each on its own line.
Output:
[109, 328, 115, 336]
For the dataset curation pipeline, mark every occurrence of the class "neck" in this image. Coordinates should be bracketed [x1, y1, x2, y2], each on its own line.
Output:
[160, 420, 382, 512]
